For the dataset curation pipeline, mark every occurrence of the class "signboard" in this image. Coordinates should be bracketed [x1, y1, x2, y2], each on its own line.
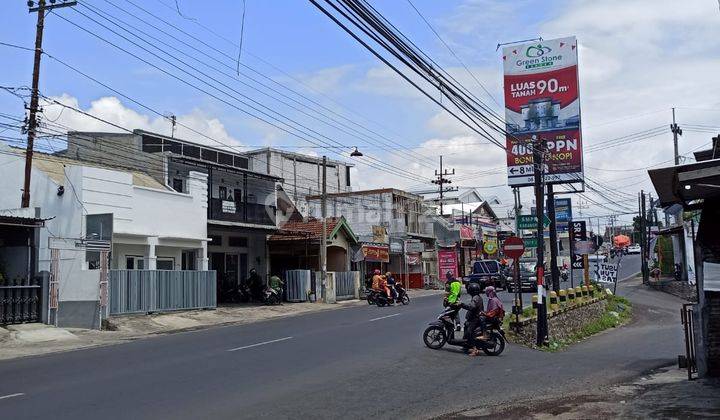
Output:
[503, 36, 584, 187]
[554, 198, 572, 232]
[573, 240, 595, 254]
[502, 236, 525, 259]
[372, 225, 388, 244]
[517, 214, 550, 230]
[389, 238, 404, 254]
[404, 240, 424, 254]
[459, 225, 475, 240]
[406, 253, 421, 265]
[570, 220, 587, 269]
[361, 244, 389, 263]
[483, 240, 498, 255]
[523, 236, 538, 248]
[597, 262, 618, 284]
[438, 248, 458, 280]
[221, 200, 236, 213]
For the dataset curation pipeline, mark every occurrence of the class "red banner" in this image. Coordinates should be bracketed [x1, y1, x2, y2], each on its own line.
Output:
[438, 248, 458, 280]
[362, 245, 389, 263]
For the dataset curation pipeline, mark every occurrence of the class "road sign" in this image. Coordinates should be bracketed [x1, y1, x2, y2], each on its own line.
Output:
[523, 237, 538, 248]
[574, 240, 595, 254]
[517, 214, 551, 230]
[503, 236, 525, 259]
[570, 220, 587, 269]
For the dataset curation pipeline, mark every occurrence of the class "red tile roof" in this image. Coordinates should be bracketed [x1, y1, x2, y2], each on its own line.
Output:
[268, 217, 342, 241]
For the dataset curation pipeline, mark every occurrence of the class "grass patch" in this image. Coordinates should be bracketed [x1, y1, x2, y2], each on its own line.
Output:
[542, 295, 632, 352]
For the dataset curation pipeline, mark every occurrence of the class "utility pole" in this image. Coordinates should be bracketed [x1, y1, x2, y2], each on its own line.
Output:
[640, 190, 649, 284]
[432, 155, 457, 216]
[320, 156, 327, 302]
[532, 136, 548, 346]
[547, 184, 560, 291]
[21, 0, 77, 208]
[671, 107, 682, 165]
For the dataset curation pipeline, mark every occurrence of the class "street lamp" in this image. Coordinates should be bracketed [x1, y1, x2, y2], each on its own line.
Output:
[350, 147, 363, 157]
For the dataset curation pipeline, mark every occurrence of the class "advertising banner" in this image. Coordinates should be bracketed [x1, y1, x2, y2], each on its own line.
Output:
[554, 198, 572, 232]
[404, 240, 424, 254]
[503, 36, 584, 187]
[362, 244, 389, 263]
[597, 262, 618, 284]
[372, 225, 388, 244]
[570, 220, 587, 269]
[438, 248, 458, 280]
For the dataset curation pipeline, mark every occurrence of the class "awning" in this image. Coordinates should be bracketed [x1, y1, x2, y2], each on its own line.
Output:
[648, 158, 720, 207]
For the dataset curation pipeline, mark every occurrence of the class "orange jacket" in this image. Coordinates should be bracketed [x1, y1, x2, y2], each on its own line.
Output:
[372, 274, 382, 290]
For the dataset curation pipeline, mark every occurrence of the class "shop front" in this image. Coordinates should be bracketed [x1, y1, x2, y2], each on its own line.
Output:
[353, 242, 390, 285]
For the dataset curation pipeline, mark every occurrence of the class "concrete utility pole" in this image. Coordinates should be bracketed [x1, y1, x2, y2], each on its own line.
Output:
[320, 156, 327, 302]
[22, 0, 76, 208]
[671, 107, 682, 165]
[432, 155, 457, 216]
[532, 136, 548, 346]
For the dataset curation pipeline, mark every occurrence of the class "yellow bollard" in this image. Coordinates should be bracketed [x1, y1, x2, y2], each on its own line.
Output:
[575, 286, 583, 302]
[567, 288, 575, 303]
[588, 284, 595, 299]
[549, 291, 559, 312]
[581, 285, 589, 299]
[558, 289, 567, 306]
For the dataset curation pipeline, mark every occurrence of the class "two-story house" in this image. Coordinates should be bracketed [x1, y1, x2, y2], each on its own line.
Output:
[306, 188, 435, 288]
[65, 129, 281, 303]
[244, 148, 353, 218]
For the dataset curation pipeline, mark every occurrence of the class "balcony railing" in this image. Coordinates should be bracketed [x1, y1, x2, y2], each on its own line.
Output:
[209, 198, 276, 226]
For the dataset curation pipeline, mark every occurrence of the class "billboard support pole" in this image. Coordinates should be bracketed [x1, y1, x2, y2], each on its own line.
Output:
[533, 136, 548, 346]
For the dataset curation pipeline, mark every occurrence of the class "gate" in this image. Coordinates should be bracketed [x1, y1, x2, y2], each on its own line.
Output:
[680, 303, 697, 380]
[0, 276, 42, 325]
[334, 271, 357, 301]
[285, 270, 311, 302]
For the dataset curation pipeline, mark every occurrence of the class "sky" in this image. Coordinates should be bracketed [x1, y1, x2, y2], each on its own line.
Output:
[1, 0, 720, 231]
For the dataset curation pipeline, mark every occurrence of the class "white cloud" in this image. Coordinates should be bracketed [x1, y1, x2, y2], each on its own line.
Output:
[41, 94, 243, 150]
[293, 64, 355, 94]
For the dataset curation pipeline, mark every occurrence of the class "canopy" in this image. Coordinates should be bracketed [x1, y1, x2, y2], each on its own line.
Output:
[613, 235, 630, 247]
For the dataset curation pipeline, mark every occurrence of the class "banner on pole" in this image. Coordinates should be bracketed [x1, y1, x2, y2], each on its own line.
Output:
[503, 36, 584, 187]
[570, 220, 587, 269]
[597, 262, 618, 284]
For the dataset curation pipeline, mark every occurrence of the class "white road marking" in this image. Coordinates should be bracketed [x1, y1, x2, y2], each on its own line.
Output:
[227, 336, 293, 352]
[0, 393, 24, 401]
[368, 313, 401, 322]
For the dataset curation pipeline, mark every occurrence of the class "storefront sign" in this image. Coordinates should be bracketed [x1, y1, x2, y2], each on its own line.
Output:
[459, 225, 475, 240]
[372, 225, 388, 244]
[503, 36, 584, 187]
[406, 253, 421, 265]
[438, 248, 458, 280]
[362, 244, 389, 263]
[221, 200, 236, 213]
[483, 240, 498, 255]
[389, 238, 404, 254]
[404, 240, 424, 253]
[570, 220, 588, 269]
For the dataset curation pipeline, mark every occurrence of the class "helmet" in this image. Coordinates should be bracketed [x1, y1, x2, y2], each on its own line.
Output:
[445, 271, 454, 280]
[374, 269, 381, 275]
[466, 282, 481, 296]
[485, 286, 496, 296]
[385, 272, 392, 277]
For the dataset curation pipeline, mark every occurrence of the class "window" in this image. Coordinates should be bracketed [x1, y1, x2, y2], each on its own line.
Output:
[234, 156, 248, 169]
[346, 166, 351, 187]
[172, 178, 184, 193]
[208, 235, 222, 246]
[126, 256, 145, 270]
[219, 186, 228, 200]
[182, 251, 196, 270]
[183, 144, 200, 158]
[87, 251, 101, 270]
[141, 135, 162, 153]
[164, 140, 182, 154]
[201, 148, 218, 163]
[157, 258, 175, 270]
[228, 236, 248, 247]
[86, 214, 113, 241]
[218, 152, 233, 166]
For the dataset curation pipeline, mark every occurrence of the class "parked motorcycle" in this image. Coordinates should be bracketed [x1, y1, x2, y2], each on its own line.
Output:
[263, 285, 283, 305]
[422, 306, 505, 356]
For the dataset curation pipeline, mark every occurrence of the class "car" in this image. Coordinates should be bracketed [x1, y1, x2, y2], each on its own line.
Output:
[463, 260, 507, 290]
[506, 259, 546, 293]
[627, 244, 641, 254]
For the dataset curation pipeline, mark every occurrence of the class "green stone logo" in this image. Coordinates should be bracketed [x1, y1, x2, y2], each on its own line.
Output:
[526, 44, 552, 58]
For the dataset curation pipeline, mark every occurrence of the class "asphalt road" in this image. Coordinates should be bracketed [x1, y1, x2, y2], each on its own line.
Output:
[0, 254, 681, 420]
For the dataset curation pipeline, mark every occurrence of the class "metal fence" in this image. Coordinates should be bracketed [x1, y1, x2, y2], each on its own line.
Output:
[0, 276, 42, 325]
[335, 271, 357, 301]
[109, 270, 216, 315]
[285, 270, 311, 302]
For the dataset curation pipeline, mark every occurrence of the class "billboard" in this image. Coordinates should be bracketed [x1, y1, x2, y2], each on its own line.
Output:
[554, 198, 572, 232]
[503, 36, 584, 187]
[438, 248, 458, 280]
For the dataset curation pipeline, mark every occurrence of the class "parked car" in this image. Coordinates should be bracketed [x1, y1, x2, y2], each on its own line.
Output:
[463, 260, 507, 290]
[506, 259, 550, 293]
[627, 244, 641, 254]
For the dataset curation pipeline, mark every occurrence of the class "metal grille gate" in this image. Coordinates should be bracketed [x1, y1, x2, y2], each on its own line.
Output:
[681, 303, 697, 380]
[0, 277, 42, 325]
[334, 271, 356, 301]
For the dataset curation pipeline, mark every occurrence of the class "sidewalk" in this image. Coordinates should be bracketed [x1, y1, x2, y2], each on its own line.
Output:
[0, 288, 443, 361]
[447, 366, 720, 419]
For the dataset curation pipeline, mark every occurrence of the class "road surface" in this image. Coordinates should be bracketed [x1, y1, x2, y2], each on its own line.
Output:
[0, 257, 682, 420]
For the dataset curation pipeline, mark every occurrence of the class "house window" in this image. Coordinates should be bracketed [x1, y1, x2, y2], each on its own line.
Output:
[346, 166, 351, 187]
[183, 144, 200, 158]
[208, 235, 222, 246]
[182, 251, 196, 270]
[157, 258, 175, 270]
[219, 186, 228, 200]
[172, 178, 184, 193]
[126, 256, 145, 270]
[87, 251, 101, 270]
[228, 236, 248, 247]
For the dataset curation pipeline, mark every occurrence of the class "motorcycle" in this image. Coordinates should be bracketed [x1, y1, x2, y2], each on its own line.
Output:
[422, 306, 505, 356]
[366, 284, 410, 307]
[560, 268, 569, 282]
[263, 286, 283, 305]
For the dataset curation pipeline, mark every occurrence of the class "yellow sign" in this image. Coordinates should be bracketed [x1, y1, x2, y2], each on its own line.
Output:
[483, 240, 498, 255]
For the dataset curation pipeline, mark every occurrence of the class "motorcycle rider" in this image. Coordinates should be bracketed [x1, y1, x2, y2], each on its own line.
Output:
[478, 286, 505, 340]
[386, 272, 398, 300]
[269, 274, 284, 294]
[460, 282, 484, 356]
[247, 268, 262, 302]
[444, 271, 462, 308]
